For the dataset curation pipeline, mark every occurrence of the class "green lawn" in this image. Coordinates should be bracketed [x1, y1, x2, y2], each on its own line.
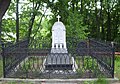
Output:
[115, 55, 120, 80]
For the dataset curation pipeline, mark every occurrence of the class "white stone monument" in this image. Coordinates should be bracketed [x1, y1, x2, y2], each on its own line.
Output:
[45, 15, 76, 71]
[51, 15, 67, 53]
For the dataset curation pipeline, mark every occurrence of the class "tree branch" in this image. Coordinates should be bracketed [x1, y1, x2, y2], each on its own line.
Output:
[28, 3, 40, 40]
[0, 0, 11, 22]
[32, 8, 47, 38]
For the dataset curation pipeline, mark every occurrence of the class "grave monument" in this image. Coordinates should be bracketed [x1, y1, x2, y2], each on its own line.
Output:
[51, 15, 67, 53]
[45, 15, 75, 70]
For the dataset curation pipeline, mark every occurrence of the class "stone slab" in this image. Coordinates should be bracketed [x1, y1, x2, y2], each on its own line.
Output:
[0, 78, 119, 84]
[51, 48, 68, 53]
[45, 53, 72, 70]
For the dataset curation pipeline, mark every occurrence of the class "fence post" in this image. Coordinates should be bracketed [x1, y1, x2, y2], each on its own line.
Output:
[111, 42, 115, 78]
[1, 43, 6, 78]
[87, 39, 90, 56]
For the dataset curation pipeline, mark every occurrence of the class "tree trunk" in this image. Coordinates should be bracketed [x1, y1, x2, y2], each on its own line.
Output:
[95, 0, 99, 39]
[16, 0, 19, 42]
[81, 0, 83, 13]
[72, 0, 75, 12]
[100, 0, 104, 40]
[28, 14, 36, 39]
[0, 21, 2, 43]
[28, 3, 40, 40]
[0, 0, 11, 22]
[106, 11, 111, 41]
[106, 0, 111, 41]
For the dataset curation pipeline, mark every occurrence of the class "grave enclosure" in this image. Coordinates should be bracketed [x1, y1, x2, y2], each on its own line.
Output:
[1, 16, 115, 79]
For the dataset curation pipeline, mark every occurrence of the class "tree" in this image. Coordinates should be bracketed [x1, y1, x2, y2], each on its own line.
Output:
[1, 0, 120, 43]
[0, 0, 11, 22]
[66, 11, 88, 39]
[16, 0, 19, 42]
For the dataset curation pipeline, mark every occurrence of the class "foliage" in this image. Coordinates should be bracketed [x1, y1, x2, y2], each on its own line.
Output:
[34, 18, 52, 39]
[115, 55, 120, 80]
[1, 18, 16, 42]
[76, 56, 102, 78]
[114, 34, 120, 43]
[94, 78, 109, 84]
[84, 78, 109, 84]
[1, 0, 120, 42]
[18, 57, 43, 73]
[66, 11, 88, 39]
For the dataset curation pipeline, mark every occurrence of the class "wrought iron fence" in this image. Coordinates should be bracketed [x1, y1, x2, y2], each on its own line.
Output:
[89, 39, 114, 78]
[1, 38, 114, 78]
[2, 40, 29, 78]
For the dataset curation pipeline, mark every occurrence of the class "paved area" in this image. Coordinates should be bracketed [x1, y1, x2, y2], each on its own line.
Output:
[0, 78, 119, 84]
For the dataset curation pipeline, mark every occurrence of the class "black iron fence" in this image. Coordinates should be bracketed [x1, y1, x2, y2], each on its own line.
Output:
[1, 38, 115, 78]
[2, 40, 29, 78]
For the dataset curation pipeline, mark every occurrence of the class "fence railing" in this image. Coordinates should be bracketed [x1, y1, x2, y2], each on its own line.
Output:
[2, 40, 29, 78]
[1, 38, 115, 78]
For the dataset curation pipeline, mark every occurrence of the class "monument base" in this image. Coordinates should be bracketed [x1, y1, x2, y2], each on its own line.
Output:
[51, 48, 68, 53]
[45, 64, 73, 70]
[45, 53, 73, 70]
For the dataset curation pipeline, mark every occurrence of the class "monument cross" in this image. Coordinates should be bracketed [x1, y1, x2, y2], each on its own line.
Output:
[57, 15, 61, 22]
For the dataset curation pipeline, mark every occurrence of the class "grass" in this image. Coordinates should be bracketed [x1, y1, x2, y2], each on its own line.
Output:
[114, 55, 120, 80]
[83, 78, 109, 84]
[75, 56, 102, 78]
[0, 58, 3, 77]
[11, 56, 44, 78]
